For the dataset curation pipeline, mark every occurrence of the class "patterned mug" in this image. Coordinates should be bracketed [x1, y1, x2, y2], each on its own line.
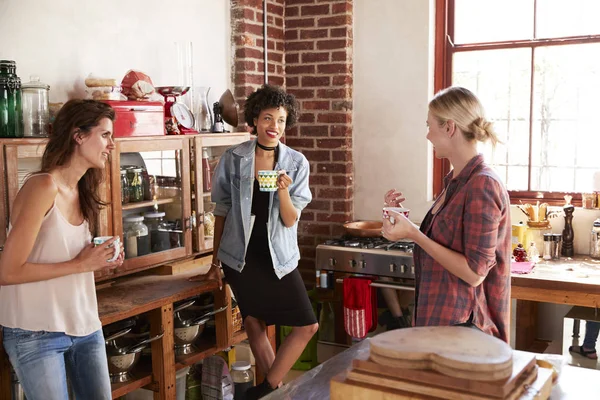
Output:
[257, 170, 282, 192]
[383, 207, 410, 225]
[93, 236, 121, 262]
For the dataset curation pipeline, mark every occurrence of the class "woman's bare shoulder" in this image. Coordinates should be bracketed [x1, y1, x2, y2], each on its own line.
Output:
[12, 174, 58, 221]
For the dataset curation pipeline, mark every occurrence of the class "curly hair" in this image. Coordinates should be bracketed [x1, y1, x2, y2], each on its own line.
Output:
[244, 84, 299, 134]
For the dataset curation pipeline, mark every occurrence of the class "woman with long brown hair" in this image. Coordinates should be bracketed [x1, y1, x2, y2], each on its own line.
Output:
[0, 99, 124, 399]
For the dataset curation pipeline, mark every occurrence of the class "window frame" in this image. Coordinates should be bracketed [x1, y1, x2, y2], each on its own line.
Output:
[434, 0, 600, 206]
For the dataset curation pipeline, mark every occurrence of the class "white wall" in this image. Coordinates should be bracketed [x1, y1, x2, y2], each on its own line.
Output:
[0, 0, 231, 106]
[354, 0, 435, 222]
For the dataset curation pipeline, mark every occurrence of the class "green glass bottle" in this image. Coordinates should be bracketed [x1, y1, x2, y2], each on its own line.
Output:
[0, 60, 24, 138]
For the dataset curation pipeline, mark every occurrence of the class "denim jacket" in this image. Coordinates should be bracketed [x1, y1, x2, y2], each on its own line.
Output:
[212, 139, 312, 279]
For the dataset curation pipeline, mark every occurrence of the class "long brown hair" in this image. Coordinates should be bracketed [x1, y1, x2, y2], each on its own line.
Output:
[41, 99, 115, 233]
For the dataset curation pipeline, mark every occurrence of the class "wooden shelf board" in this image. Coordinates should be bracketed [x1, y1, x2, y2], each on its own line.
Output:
[174, 339, 219, 370]
[122, 198, 177, 210]
[111, 362, 153, 399]
[97, 272, 218, 326]
[232, 330, 248, 346]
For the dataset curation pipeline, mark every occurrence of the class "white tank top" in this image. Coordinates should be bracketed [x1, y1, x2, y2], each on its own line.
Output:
[0, 182, 101, 336]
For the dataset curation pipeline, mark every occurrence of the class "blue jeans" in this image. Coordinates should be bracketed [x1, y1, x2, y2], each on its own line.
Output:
[2, 327, 111, 400]
[583, 320, 600, 350]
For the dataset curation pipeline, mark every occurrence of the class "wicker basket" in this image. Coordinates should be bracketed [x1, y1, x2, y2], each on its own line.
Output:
[232, 305, 243, 333]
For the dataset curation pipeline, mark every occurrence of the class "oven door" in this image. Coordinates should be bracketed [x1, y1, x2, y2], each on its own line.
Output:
[328, 272, 415, 345]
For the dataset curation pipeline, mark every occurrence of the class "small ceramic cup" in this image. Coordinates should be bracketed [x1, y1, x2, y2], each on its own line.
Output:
[93, 236, 121, 262]
[383, 207, 410, 225]
[257, 170, 284, 192]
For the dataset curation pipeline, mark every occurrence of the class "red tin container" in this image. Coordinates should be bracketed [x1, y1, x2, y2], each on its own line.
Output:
[102, 100, 164, 137]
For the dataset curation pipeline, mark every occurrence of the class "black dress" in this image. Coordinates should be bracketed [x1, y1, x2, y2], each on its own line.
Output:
[222, 180, 317, 327]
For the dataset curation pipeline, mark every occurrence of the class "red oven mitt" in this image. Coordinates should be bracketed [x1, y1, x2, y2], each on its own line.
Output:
[343, 277, 376, 338]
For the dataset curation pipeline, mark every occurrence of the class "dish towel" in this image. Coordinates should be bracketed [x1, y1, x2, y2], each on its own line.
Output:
[343, 276, 377, 338]
[511, 261, 535, 274]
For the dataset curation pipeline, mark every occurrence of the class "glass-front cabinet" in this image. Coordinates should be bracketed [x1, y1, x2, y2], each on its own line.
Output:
[0, 133, 250, 280]
[111, 137, 192, 275]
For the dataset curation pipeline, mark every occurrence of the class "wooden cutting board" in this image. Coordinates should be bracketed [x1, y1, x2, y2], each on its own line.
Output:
[330, 365, 553, 400]
[370, 326, 513, 376]
[353, 350, 536, 398]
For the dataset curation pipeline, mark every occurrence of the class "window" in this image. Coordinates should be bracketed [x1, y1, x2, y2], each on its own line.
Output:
[434, 0, 600, 205]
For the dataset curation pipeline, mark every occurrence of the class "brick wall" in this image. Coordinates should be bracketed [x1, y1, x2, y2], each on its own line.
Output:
[284, 0, 354, 281]
[231, 0, 354, 282]
[231, 0, 286, 130]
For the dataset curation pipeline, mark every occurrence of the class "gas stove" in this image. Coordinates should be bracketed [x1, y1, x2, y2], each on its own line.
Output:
[316, 236, 415, 279]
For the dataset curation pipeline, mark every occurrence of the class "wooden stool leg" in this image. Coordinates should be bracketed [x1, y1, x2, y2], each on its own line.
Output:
[573, 319, 581, 339]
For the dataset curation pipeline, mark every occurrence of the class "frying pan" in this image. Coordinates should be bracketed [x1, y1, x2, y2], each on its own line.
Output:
[342, 221, 383, 237]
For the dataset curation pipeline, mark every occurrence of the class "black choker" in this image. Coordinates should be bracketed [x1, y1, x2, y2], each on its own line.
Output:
[256, 141, 278, 151]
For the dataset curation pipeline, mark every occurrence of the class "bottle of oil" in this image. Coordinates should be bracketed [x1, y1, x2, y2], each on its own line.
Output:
[212, 102, 224, 133]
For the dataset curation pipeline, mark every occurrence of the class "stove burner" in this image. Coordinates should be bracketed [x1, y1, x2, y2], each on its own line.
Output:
[323, 237, 414, 252]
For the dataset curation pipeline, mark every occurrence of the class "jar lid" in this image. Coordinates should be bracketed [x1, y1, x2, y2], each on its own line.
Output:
[144, 212, 166, 218]
[0, 60, 16, 65]
[552, 234, 562, 241]
[594, 219, 600, 227]
[128, 168, 143, 172]
[22, 75, 49, 90]
[543, 233, 553, 240]
[120, 169, 127, 174]
[231, 361, 251, 371]
[124, 215, 144, 222]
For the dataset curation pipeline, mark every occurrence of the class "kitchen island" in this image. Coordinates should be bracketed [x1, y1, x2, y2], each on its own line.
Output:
[512, 256, 600, 351]
[267, 338, 598, 399]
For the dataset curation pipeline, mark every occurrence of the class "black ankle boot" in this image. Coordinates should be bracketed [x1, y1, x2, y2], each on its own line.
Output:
[245, 379, 276, 400]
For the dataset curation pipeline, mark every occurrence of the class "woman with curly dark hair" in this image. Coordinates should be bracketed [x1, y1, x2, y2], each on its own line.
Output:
[191, 84, 316, 398]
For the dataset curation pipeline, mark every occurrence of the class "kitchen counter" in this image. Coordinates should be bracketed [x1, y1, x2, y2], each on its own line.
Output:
[267, 338, 599, 399]
[511, 255, 600, 350]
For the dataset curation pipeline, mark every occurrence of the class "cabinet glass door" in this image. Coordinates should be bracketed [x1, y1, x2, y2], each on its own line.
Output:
[113, 137, 191, 274]
[192, 133, 250, 253]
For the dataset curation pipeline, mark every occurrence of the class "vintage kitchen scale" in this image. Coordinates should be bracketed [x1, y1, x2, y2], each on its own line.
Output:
[331, 326, 555, 399]
[155, 86, 197, 135]
[155, 86, 239, 135]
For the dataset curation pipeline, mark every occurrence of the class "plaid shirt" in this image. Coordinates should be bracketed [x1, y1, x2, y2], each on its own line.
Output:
[413, 155, 511, 342]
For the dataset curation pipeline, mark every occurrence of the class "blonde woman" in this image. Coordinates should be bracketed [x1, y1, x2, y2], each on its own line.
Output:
[383, 87, 511, 342]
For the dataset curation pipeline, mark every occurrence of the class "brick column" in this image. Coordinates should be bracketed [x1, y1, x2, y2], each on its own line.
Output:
[231, 0, 354, 282]
[284, 0, 354, 280]
[231, 0, 285, 130]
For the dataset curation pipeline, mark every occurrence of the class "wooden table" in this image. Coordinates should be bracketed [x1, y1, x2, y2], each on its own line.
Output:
[0, 271, 275, 399]
[512, 256, 600, 351]
[265, 338, 600, 399]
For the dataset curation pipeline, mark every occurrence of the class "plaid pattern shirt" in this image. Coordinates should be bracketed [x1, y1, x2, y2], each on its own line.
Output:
[413, 155, 511, 342]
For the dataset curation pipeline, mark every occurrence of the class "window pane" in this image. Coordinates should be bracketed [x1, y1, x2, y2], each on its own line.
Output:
[453, 48, 532, 190]
[537, 0, 600, 39]
[454, 0, 534, 44]
[531, 43, 600, 192]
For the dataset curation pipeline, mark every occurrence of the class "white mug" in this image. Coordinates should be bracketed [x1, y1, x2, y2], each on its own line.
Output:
[93, 236, 121, 262]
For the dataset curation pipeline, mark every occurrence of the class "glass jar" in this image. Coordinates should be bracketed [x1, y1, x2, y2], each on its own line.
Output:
[127, 168, 144, 202]
[0, 60, 24, 138]
[543, 233, 553, 260]
[144, 211, 170, 252]
[21, 75, 50, 137]
[230, 361, 254, 400]
[120, 170, 129, 204]
[591, 219, 600, 259]
[123, 215, 150, 259]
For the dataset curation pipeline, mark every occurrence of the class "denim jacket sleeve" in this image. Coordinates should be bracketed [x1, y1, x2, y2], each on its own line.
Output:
[288, 156, 312, 215]
[211, 150, 232, 217]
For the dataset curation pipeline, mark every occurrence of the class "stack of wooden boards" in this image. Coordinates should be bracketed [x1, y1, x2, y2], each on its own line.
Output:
[331, 326, 554, 399]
